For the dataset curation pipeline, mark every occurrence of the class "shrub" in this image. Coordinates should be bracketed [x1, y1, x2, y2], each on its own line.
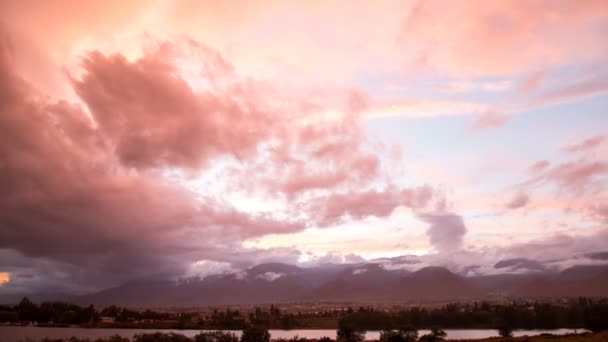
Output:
[336, 322, 365, 342]
[240, 326, 270, 342]
[379, 326, 418, 342]
[133, 332, 193, 342]
[194, 331, 239, 342]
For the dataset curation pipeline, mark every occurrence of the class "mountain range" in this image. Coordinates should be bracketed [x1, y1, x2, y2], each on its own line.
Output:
[69, 261, 608, 307]
[3, 258, 608, 307]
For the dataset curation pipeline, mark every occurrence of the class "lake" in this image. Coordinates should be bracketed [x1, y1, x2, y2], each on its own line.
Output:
[0, 326, 586, 342]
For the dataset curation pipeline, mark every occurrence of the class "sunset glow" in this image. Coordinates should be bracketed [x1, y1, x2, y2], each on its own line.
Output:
[0, 273, 9, 286]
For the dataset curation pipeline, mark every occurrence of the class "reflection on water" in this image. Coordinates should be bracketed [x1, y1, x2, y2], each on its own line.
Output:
[0, 326, 586, 342]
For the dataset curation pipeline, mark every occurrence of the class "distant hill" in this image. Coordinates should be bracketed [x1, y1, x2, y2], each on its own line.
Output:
[396, 266, 483, 300]
[76, 263, 483, 307]
[9, 261, 603, 307]
[515, 265, 608, 298]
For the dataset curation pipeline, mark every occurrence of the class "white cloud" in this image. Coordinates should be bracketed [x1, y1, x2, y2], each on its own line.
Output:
[257, 272, 286, 282]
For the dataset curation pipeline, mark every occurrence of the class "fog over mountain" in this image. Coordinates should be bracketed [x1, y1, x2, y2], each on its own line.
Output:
[2, 256, 607, 307]
[73, 261, 608, 307]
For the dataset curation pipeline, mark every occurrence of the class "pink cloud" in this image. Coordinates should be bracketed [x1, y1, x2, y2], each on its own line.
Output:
[471, 109, 510, 130]
[402, 1, 608, 76]
[592, 205, 608, 223]
[564, 136, 605, 153]
[505, 192, 530, 210]
[518, 70, 545, 92]
[526, 159, 608, 194]
[527, 76, 608, 109]
[306, 186, 435, 226]
[4, 0, 607, 91]
[545, 160, 608, 192]
[72, 45, 283, 170]
[2, 1, 607, 294]
[0, 36, 389, 288]
[529, 160, 550, 173]
[1, 33, 447, 291]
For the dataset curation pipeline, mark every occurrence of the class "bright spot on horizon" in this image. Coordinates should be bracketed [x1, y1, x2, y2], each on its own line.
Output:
[0, 272, 10, 286]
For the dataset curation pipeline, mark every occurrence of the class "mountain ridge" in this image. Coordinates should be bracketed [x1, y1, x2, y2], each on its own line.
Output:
[3, 262, 608, 307]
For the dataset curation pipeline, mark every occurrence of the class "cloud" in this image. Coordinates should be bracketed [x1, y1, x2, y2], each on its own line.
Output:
[564, 136, 605, 153]
[304, 251, 366, 266]
[3, 0, 608, 92]
[440, 80, 513, 93]
[524, 157, 608, 195]
[591, 205, 608, 224]
[402, 1, 608, 77]
[71, 44, 281, 170]
[586, 251, 608, 261]
[529, 160, 551, 173]
[307, 186, 436, 226]
[2, 1, 607, 295]
[352, 268, 368, 275]
[504, 231, 608, 264]
[526, 76, 608, 109]
[471, 110, 510, 130]
[543, 160, 608, 193]
[365, 99, 486, 119]
[0, 36, 385, 292]
[518, 70, 545, 93]
[494, 258, 546, 272]
[505, 192, 529, 210]
[184, 260, 235, 280]
[418, 213, 467, 253]
[257, 272, 285, 282]
[1, 33, 445, 293]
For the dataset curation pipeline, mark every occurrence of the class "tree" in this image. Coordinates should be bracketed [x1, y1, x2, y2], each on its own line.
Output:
[399, 326, 418, 342]
[241, 326, 271, 342]
[498, 325, 513, 338]
[379, 326, 418, 342]
[336, 321, 365, 342]
[584, 303, 608, 333]
[419, 328, 446, 342]
[195, 331, 239, 342]
[17, 297, 38, 322]
[0, 309, 18, 323]
[133, 332, 192, 342]
[106, 336, 131, 342]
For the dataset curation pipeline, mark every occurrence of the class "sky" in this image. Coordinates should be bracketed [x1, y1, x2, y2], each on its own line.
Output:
[0, 0, 608, 295]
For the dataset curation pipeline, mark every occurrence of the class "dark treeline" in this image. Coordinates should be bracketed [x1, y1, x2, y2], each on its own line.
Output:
[1, 297, 608, 333]
[0, 298, 188, 329]
[338, 298, 608, 331]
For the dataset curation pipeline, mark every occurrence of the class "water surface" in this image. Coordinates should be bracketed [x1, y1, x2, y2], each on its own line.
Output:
[0, 326, 586, 342]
